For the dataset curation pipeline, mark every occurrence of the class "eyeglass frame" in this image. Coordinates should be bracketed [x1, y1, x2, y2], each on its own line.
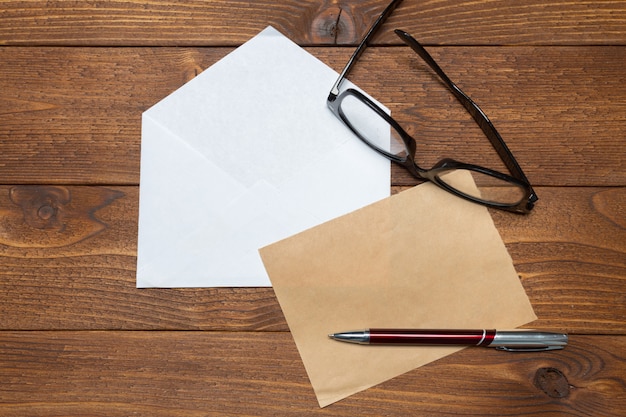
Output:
[327, 0, 538, 214]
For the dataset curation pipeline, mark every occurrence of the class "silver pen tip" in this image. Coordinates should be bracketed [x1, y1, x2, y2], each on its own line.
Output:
[327, 330, 369, 344]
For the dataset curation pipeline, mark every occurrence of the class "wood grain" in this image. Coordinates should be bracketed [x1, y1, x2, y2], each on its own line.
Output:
[1, 0, 625, 414]
[0, 185, 623, 333]
[0, 331, 624, 416]
[1, 0, 625, 46]
[1, 46, 624, 186]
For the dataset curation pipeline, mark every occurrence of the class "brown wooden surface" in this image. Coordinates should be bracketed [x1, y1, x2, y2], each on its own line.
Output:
[1, 1, 625, 415]
[1, 332, 625, 416]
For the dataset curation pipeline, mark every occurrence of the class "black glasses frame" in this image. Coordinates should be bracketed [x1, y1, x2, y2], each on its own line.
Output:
[327, 0, 538, 214]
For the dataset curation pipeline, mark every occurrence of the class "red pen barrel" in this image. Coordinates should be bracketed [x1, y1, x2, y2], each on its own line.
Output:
[368, 329, 496, 346]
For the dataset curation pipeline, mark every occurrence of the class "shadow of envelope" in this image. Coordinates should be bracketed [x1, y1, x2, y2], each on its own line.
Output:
[137, 26, 390, 287]
[260, 171, 538, 407]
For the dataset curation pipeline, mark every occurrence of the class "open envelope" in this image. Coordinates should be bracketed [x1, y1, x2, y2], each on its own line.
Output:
[137, 27, 390, 287]
[259, 171, 538, 407]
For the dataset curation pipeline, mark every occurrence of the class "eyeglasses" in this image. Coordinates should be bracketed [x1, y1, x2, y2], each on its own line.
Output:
[327, 0, 538, 214]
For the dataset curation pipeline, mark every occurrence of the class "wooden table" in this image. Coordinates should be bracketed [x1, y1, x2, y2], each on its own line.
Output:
[1, 1, 625, 415]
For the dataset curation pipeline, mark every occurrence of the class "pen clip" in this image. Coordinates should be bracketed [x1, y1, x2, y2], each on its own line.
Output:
[495, 345, 565, 352]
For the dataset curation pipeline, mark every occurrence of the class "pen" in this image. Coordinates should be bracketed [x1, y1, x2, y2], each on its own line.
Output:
[328, 329, 568, 352]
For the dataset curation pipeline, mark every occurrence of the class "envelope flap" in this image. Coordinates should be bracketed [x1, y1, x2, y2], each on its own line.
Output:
[137, 26, 390, 288]
[144, 26, 355, 189]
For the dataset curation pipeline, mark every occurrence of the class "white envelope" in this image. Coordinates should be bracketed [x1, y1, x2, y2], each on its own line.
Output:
[137, 26, 390, 287]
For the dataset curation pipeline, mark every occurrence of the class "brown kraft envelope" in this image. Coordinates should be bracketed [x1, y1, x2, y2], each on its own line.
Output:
[259, 171, 537, 407]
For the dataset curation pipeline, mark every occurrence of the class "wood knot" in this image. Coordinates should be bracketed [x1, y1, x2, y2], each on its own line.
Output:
[310, 6, 357, 44]
[10, 186, 71, 231]
[534, 367, 570, 398]
[38, 204, 56, 221]
[1, 186, 123, 248]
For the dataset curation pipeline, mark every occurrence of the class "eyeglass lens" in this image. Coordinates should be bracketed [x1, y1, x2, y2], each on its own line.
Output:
[340, 94, 408, 159]
[436, 170, 527, 205]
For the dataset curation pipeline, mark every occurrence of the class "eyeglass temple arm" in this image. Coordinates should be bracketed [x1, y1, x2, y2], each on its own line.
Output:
[395, 30, 537, 201]
[329, 0, 405, 100]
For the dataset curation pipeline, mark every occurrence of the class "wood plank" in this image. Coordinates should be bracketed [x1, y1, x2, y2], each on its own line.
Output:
[1, 46, 625, 186]
[1, 1, 625, 46]
[0, 331, 624, 415]
[0, 185, 624, 332]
